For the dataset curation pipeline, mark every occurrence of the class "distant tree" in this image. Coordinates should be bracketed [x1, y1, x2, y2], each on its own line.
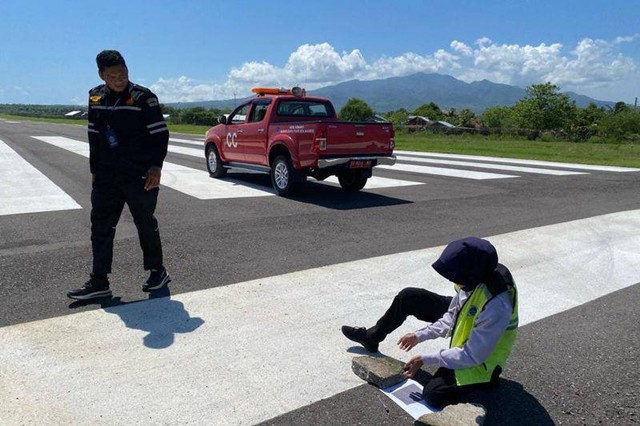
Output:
[598, 109, 640, 139]
[613, 101, 628, 114]
[479, 106, 515, 129]
[574, 103, 606, 128]
[180, 107, 218, 126]
[511, 82, 576, 131]
[339, 98, 374, 121]
[384, 108, 409, 126]
[412, 102, 445, 121]
[458, 108, 477, 128]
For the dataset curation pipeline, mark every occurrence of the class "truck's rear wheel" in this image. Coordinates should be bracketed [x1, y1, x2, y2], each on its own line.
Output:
[271, 155, 298, 196]
[206, 144, 227, 178]
[338, 170, 368, 191]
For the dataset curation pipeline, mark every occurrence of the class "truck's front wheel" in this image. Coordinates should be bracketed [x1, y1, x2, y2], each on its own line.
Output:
[206, 144, 227, 178]
[338, 170, 368, 192]
[271, 155, 297, 196]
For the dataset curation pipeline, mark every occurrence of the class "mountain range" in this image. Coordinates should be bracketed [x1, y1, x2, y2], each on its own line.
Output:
[168, 72, 616, 113]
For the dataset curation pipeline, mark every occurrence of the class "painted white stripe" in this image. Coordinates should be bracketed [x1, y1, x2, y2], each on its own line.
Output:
[378, 163, 518, 180]
[166, 144, 424, 189]
[167, 144, 204, 157]
[321, 175, 424, 188]
[169, 137, 203, 146]
[397, 154, 587, 176]
[32, 136, 91, 158]
[397, 150, 640, 173]
[31, 136, 274, 199]
[161, 162, 274, 199]
[1, 210, 638, 424]
[0, 139, 81, 216]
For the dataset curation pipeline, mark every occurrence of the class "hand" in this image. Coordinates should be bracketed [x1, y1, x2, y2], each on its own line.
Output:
[144, 166, 161, 190]
[91, 173, 96, 185]
[397, 333, 418, 351]
[402, 355, 423, 378]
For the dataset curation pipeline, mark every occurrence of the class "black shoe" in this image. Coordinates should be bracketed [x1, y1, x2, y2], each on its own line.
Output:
[67, 274, 112, 300]
[143, 267, 171, 292]
[341, 325, 379, 352]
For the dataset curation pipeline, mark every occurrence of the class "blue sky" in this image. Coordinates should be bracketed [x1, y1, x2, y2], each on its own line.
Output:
[1, 0, 639, 105]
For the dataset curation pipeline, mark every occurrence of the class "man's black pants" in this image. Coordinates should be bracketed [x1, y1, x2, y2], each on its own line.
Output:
[366, 287, 496, 408]
[91, 174, 163, 276]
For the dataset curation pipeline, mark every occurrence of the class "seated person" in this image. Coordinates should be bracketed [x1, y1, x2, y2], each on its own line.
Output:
[342, 236, 518, 408]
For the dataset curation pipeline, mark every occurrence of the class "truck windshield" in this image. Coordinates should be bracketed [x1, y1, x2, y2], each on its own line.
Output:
[276, 100, 333, 118]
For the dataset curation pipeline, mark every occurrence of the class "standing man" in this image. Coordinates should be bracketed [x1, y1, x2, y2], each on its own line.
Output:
[68, 50, 170, 300]
[341, 237, 518, 408]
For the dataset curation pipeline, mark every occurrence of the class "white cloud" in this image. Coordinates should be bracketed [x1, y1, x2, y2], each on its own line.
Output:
[284, 43, 367, 83]
[614, 34, 639, 44]
[151, 76, 234, 103]
[451, 40, 473, 56]
[150, 36, 639, 103]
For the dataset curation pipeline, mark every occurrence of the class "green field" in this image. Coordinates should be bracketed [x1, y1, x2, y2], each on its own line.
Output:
[2, 114, 638, 167]
[395, 132, 640, 167]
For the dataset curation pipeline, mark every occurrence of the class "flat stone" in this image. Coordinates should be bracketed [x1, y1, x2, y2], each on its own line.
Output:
[351, 355, 406, 388]
[415, 403, 487, 426]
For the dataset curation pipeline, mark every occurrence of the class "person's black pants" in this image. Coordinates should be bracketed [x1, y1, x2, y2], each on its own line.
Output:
[422, 367, 498, 408]
[91, 174, 163, 276]
[366, 287, 452, 342]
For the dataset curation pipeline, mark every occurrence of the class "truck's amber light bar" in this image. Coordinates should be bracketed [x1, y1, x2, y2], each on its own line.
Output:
[251, 87, 306, 96]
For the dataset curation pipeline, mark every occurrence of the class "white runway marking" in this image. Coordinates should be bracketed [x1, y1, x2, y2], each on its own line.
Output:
[169, 137, 203, 146]
[2, 209, 638, 425]
[167, 144, 203, 157]
[32, 137, 422, 198]
[0, 139, 81, 216]
[396, 154, 587, 175]
[378, 163, 518, 180]
[31, 136, 274, 199]
[166, 143, 424, 189]
[397, 150, 640, 173]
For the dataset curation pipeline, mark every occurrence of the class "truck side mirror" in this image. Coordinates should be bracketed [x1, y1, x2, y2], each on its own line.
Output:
[219, 115, 227, 125]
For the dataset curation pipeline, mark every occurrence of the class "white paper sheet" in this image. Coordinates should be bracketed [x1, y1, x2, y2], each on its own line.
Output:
[380, 379, 439, 419]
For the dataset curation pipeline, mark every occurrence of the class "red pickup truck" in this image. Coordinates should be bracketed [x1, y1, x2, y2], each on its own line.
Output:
[204, 87, 396, 195]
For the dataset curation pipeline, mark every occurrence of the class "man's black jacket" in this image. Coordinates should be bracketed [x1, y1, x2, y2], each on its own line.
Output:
[88, 82, 169, 179]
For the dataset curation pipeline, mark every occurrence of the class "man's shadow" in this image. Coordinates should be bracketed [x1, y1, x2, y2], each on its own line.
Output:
[69, 287, 204, 349]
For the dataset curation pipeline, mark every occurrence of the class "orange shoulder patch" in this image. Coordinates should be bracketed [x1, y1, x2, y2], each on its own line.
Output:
[89, 95, 102, 104]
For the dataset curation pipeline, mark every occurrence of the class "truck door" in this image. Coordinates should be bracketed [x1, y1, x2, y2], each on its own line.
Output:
[242, 100, 271, 165]
[222, 103, 250, 162]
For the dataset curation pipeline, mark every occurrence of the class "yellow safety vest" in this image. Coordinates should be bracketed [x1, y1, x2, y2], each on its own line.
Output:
[450, 283, 519, 386]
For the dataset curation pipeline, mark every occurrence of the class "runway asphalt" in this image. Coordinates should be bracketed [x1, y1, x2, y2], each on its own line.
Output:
[1, 119, 639, 425]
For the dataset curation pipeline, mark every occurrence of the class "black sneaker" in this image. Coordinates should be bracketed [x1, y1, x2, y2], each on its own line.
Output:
[341, 325, 379, 352]
[143, 267, 171, 292]
[67, 274, 112, 300]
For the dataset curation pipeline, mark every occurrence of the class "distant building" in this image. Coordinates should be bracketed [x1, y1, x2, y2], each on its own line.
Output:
[406, 115, 455, 130]
[430, 120, 456, 129]
[366, 114, 389, 123]
[64, 110, 88, 119]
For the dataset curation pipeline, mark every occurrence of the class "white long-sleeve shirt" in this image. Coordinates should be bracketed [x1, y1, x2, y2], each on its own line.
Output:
[414, 289, 513, 369]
